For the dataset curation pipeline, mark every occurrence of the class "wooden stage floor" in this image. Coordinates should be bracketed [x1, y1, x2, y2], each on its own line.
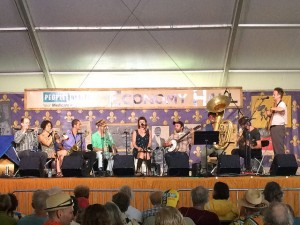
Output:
[1, 175, 300, 215]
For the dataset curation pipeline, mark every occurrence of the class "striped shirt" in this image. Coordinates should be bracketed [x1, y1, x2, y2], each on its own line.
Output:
[14, 130, 39, 152]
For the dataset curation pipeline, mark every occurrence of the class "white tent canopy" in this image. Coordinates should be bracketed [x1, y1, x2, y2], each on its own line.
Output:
[1, 0, 300, 92]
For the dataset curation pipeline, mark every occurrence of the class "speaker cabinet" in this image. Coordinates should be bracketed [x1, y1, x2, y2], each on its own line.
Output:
[19, 156, 41, 177]
[61, 155, 85, 177]
[270, 154, 298, 176]
[217, 155, 241, 175]
[113, 155, 135, 176]
[167, 153, 189, 176]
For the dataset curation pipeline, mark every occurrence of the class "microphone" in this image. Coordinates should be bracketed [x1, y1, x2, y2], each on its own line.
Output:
[77, 132, 84, 134]
[223, 89, 228, 95]
[259, 96, 269, 100]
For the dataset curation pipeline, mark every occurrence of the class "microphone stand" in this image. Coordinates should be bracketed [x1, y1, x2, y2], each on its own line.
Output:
[124, 130, 129, 155]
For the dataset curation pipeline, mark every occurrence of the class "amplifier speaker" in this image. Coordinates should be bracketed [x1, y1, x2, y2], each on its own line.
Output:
[270, 154, 298, 176]
[217, 155, 241, 175]
[167, 153, 189, 177]
[19, 156, 41, 177]
[61, 155, 85, 177]
[113, 155, 135, 176]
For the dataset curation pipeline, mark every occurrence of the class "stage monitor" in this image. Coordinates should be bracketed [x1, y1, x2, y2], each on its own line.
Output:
[194, 131, 219, 145]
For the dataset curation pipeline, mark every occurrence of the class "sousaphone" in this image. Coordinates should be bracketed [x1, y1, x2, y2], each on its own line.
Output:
[206, 95, 233, 150]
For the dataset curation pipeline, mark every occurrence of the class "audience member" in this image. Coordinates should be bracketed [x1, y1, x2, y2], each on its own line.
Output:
[142, 191, 163, 221]
[104, 201, 125, 225]
[263, 181, 295, 217]
[205, 182, 238, 221]
[81, 204, 111, 225]
[17, 189, 49, 225]
[112, 192, 140, 225]
[155, 206, 185, 225]
[119, 185, 142, 223]
[8, 193, 23, 221]
[44, 192, 74, 225]
[74, 185, 90, 199]
[143, 189, 195, 225]
[0, 194, 17, 225]
[179, 186, 220, 225]
[264, 202, 294, 225]
[75, 197, 90, 225]
[70, 196, 79, 225]
[230, 189, 268, 225]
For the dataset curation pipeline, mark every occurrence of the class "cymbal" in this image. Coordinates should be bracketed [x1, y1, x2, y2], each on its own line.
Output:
[206, 95, 231, 113]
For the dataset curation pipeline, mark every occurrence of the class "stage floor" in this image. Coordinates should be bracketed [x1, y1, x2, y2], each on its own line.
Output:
[1, 174, 300, 215]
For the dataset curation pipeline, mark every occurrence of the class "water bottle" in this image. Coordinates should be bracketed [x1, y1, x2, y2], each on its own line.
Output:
[5, 166, 9, 176]
[48, 169, 52, 178]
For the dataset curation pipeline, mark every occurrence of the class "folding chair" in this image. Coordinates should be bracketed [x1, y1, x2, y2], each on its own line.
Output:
[254, 140, 270, 175]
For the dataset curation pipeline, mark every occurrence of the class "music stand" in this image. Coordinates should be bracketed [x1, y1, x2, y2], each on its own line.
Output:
[194, 131, 219, 176]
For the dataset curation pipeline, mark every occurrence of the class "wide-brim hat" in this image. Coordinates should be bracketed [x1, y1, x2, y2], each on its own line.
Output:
[161, 189, 179, 208]
[45, 192, 73, 211]
[173, 121, 184, 127]
[239, 189, 268, 209]
[95, 119, 107, 127]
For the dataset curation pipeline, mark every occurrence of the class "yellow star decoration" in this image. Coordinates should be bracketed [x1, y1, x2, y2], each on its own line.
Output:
[193, 146, 201, 158]
[192, 110, 202, 122]
[107, 111, 117, 123]
[43, 111, 53, 121]
[120, 120, 125, 124]
[121, 110, 126, 114]
[171, 111, 181, 122]
[292, 100, 300, 112]
[55, 120, 62, 128]
[99, 110, 104, 113]
[86, 111, 96, 121]
[34, 120, 40, 128]
[292, 119, 299, 130]
[78, 110, 83, 114]
[22, 112, 31, 120]
[185, 109, 190, 112]
[290, 135, 300, 147]
[128, 112, 138, 123]
[163, 120, 168, 126]
[12, 120, 20, 129]
[0, 94, 10, 102]
[56, 110, 62, 113]
[64, 111, 74, 122]
[11, 102, 21, 113]
[150, 112, 159, 122]
[164, 109, 168, 113]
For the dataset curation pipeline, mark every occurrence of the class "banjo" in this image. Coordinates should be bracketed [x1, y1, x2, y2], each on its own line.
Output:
[166, 125, 201, 152]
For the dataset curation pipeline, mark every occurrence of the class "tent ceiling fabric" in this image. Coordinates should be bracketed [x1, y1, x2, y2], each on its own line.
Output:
[0, 0, 300, 91]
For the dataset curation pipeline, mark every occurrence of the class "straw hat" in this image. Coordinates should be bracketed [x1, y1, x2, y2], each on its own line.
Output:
[45, 192, 73, 211]
[95, 119, 107, 127]
[239, 189, 268, 209]
[161, 189, 179, 208]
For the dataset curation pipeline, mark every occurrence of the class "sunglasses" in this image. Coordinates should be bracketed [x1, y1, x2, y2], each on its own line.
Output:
[46, 198, 73, 210]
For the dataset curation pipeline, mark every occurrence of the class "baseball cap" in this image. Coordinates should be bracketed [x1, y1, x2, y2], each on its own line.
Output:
[161, 189, 179, 207]
[173, 121, 184, 127]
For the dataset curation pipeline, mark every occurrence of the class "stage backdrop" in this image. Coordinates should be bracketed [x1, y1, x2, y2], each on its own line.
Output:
[0, 90, 299, 167]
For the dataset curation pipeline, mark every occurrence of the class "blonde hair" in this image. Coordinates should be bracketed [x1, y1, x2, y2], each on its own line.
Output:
[155, 206, 185, 225]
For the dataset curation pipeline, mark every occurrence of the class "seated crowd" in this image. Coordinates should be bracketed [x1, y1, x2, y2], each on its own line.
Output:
[0, 182, 298, 225]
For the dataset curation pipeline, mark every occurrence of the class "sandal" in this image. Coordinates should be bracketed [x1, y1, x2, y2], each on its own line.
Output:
[56, 172, 63, 177]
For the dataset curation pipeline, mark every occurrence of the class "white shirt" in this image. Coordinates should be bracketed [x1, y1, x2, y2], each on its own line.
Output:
[125, 205, 142, 222]
[272, 101, 287, 125]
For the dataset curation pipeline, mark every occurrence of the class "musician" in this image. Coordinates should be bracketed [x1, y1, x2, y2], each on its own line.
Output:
[62, 119, 97, 177]
[200, 112, 224, 174]
[132, 116, 152, 175]
[92, 119, 117, 176]
[266, 87, 287, 154]
[231, 116, 262, 171]
[14, 118, 47, 177]
[164, 121, 193, 169]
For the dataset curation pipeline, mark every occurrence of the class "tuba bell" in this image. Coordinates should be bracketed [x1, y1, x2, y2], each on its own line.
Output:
[207, 95, 234, 150]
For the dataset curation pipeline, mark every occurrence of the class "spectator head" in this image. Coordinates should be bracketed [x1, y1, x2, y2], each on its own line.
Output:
[191, 186, 209, 207]
[239, 189, 268, 213]
[32, 189, 49, 213]
[8, 193, 18, 216]
[213, 182, 230, 200]
[264, 202, 293, 225]
[74, 185, 90, 199]
[161, 189, 179, 208]
[150, 191, 163, 206]
[263, 181, 283, 203]
[82, 204, 111, 225]
[155, 206, 185, 225]
[0, 194, 12, 212]
[119, 185, 133, 200]
[104, 201, 124, 225]
[112, 192, 130, 213]
[45, 192, 74, 225]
